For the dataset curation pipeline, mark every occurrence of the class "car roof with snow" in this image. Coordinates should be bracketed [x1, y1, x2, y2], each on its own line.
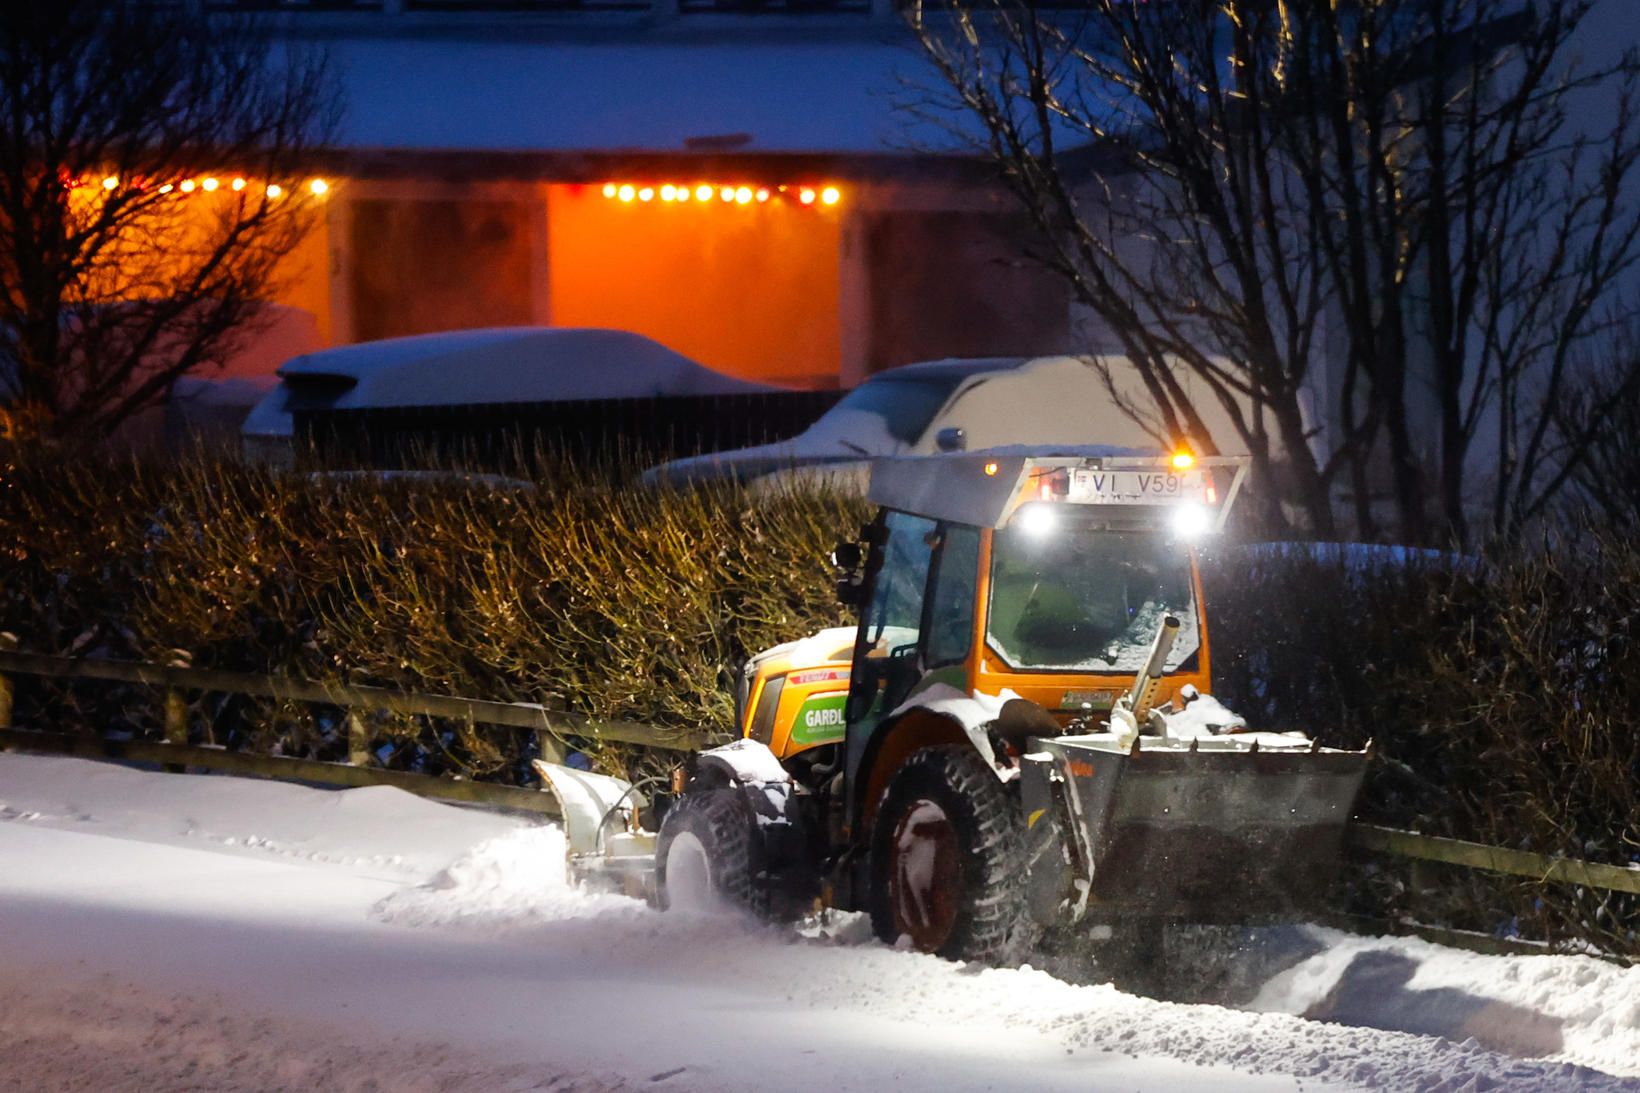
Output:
[276, 327, 778, 404]
[244, 327, 782, 438]
[869, 357, 1032, 382]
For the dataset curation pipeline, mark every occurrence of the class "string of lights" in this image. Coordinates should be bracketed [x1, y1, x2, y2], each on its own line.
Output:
[597, 182, 841, 207]
[70, 174, 331, 199]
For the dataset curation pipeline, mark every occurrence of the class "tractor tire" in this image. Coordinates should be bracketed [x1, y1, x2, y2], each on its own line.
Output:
[868, 744, 1038, 964]
[655, 787, 767, 916]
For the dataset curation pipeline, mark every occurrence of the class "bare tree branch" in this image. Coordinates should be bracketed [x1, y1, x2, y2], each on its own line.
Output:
[908, 0, 1640, 546]
[0, 1, 340, 444]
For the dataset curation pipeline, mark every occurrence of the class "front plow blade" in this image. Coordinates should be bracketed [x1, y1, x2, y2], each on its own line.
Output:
[531, 759, 656, 898]
[1021, 737, 1367, 925]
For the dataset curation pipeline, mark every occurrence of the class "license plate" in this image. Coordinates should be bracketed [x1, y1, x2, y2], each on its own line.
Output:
[1068, 468, 1206, 505]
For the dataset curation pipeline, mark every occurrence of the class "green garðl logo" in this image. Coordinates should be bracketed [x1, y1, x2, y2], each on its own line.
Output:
[790, 693, 847, 746]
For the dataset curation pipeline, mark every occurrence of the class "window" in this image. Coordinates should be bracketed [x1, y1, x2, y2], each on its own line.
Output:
[924, 524, 980, 667]
[987, 524, 1199, 673]
[847, 511, 936, 722]
[814, 377, 963, 447]
[349, 198, 534, 342]
[865, 511, 937, 646]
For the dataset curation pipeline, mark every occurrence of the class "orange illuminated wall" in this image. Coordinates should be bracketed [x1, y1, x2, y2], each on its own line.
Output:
[73, 172, 333, 379]
[545, 183, 842, 387]
[274, 208, 332, 346]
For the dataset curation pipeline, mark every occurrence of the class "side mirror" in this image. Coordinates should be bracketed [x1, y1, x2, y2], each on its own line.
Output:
[935, 426, 967, 453]
[831, 541, 862, 570]
[835, 577, 869, 608]
[833, 538, 867, 606]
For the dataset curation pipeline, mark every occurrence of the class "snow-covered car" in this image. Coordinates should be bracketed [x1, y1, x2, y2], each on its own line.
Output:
[642, 355, 1178, 491]
[242, 327, 782, 467]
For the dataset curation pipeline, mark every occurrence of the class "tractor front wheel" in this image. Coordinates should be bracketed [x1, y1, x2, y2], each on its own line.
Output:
[869, 744, 1036, 964]
[655, 787, 765, 916]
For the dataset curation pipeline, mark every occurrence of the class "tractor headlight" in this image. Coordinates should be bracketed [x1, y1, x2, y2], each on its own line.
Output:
[1171, 502, 1212, 540]
[1017, 503, 1058, 537]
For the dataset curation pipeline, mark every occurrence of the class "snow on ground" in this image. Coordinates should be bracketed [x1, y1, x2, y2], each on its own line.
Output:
[0, 753, 1635, 1092]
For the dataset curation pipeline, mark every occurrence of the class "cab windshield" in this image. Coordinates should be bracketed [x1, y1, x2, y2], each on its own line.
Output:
[986, 519, 1199, 673]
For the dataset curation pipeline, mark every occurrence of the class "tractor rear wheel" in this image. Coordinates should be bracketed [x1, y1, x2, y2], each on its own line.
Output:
[655, 787, 766, 915]
[869, 744, 1036, 964]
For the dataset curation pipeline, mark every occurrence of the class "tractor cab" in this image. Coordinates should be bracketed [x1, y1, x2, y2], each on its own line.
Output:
[741, 450, 1227, 779]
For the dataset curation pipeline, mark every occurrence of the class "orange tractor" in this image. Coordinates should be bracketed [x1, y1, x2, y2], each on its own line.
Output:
[537, 449, 1367, 963]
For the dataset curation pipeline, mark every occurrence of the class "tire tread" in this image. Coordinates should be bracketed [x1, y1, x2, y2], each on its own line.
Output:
[869, 744, 1038, 964]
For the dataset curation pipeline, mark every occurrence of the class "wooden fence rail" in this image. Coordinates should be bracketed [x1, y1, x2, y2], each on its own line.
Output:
[0, 649, 692, 750]
[0, 727, 560, 815]
[0, 647, 695, 813]
[1347, 822, 1640, 896]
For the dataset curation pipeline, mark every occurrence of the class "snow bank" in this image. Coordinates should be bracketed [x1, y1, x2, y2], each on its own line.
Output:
[0, 752, 525, 880]
[1252, 926, 1640, 1079]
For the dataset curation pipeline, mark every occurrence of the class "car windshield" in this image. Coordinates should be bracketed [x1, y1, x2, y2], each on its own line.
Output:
[986, 521, 1199, 673]
[805, 376, 963, 449]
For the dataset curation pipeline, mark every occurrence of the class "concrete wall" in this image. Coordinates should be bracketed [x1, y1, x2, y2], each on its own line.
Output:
[861, 209, 1071, 375]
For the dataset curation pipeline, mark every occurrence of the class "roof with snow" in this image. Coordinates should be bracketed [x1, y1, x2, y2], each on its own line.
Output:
[243, 327, 782, 437]
[324, 35, 975, 159]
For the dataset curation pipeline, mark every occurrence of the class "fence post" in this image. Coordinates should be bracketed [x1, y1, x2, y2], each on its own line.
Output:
[0, 632, 17, 739]
[347, 711, 371, 767]
[536, 728, 567, 767]
[163, 649, 192, 772]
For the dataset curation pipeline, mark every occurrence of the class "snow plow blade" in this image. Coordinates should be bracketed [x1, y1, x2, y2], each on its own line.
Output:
[531, 759, 656, 899]
[1019, 736, 1367, 925]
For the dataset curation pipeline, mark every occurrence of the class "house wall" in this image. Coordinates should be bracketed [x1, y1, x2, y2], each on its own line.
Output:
[861, 209, 1071, 374]
[347, 196, 536, 342]
[210, 174, 1075, 398]
[544, 182, 843, 388]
